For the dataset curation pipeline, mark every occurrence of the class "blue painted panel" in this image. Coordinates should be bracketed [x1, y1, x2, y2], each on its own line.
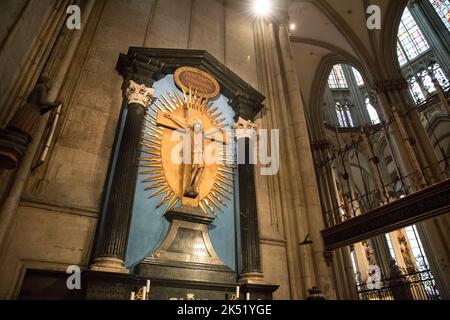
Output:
[125, 75, 239, 271]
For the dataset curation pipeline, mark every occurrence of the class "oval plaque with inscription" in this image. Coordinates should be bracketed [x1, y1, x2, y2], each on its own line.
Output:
[174, 67, 220, 99]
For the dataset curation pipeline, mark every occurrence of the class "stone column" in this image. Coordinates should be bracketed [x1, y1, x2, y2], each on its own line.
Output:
[232, 109, 264, 284]
[375, 81, 427, 190]
[433, 79, 450, 116]
[277, 19, 337, 298]
[90, 80, 155, 273]
[393, 85, 442, 183]
[312, 142, 358, 299]
[360, 128, 389, 204]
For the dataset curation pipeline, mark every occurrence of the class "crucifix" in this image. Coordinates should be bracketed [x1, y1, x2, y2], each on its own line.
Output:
[155, 100, 227, 205]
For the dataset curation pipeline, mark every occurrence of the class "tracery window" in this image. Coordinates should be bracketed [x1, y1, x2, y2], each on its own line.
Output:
[406, 62, 450, 103]
[397, 7, 430, 61]
[429, 0, 450, 31]
[418, 69, 436, 94]
[408, 76, 426, 103]
[328, 65, 348, 89]
[397, 5, 450, 105]
[429, 62, 450, 88]
[336, 102, 354, 128]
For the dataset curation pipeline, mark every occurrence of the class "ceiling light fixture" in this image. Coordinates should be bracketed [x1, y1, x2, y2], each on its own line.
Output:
[251, 0, 272, 18]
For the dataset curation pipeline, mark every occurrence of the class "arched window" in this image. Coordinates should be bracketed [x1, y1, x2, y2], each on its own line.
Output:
[365, 97, 380, 125]
[328, 65, 348, 89]
[397, 7, 430, 62]
[429, 0, 450, 31]
[397, 5, 450, 105]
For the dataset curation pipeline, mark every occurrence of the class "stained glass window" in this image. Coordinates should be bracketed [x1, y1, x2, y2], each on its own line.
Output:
[397, 43, 408, 66]
[336, 103, 347, 127]
[328, 65, 348, 89]
[346, 109, 354, 127]
[336, 102, 354, 127]
[398, 8, 430, 61]
[352, 67, 365, 86]
[429, 0, 450, 31]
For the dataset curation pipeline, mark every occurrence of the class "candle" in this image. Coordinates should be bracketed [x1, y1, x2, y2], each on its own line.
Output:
[146, 280, 151, 293]
[246, 292, 250, 301]
[236, 286, 240, 299]
[142, 287, 147, 300]
[130, 292, 135, 300]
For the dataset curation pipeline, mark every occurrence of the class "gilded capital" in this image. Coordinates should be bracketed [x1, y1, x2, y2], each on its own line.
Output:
[126, 80, 155, 107]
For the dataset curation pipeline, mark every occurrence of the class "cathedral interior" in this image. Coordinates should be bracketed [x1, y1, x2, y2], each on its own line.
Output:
[0, 0, 449, 301]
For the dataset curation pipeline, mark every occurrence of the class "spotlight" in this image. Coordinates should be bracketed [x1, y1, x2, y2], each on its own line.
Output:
[252, 0, 272, 18]
[289, 23, 296, 31]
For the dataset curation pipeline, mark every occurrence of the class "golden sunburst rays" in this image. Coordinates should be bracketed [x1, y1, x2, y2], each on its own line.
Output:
[139, 87, 236, 217]
[199, 142, 236, 217]
[139, 90, 183, 213]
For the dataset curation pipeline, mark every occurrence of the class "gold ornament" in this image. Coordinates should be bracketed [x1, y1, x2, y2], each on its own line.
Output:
[140, 73, 235, 217]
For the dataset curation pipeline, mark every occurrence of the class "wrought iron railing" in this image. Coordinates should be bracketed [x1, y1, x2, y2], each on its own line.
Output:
[322, 156, 450, 227]
[356, 269, 440, 301]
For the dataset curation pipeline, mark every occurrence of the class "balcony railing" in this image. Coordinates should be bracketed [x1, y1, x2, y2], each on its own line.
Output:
[323, 156, 450, 228]
[356, 269, 440, 301]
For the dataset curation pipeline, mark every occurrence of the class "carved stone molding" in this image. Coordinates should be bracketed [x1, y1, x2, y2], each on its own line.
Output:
[125, 80, 155, 107]
[374, 79, 409, 94]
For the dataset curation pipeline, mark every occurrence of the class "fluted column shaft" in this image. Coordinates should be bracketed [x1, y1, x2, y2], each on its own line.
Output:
[239, 138, 262, 275]
[91, 80, 155, 273]
[232, 108, 264, 284]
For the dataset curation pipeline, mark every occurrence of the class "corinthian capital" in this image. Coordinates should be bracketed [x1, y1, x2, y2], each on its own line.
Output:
[126, 80, 155, 107]
[234, 117, 258, 140]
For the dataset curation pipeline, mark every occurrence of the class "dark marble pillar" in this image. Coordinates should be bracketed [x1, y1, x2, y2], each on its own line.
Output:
[90, 58, 164, 273]
[231, 95, 264, 283]
[239, 137, 261, 275]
